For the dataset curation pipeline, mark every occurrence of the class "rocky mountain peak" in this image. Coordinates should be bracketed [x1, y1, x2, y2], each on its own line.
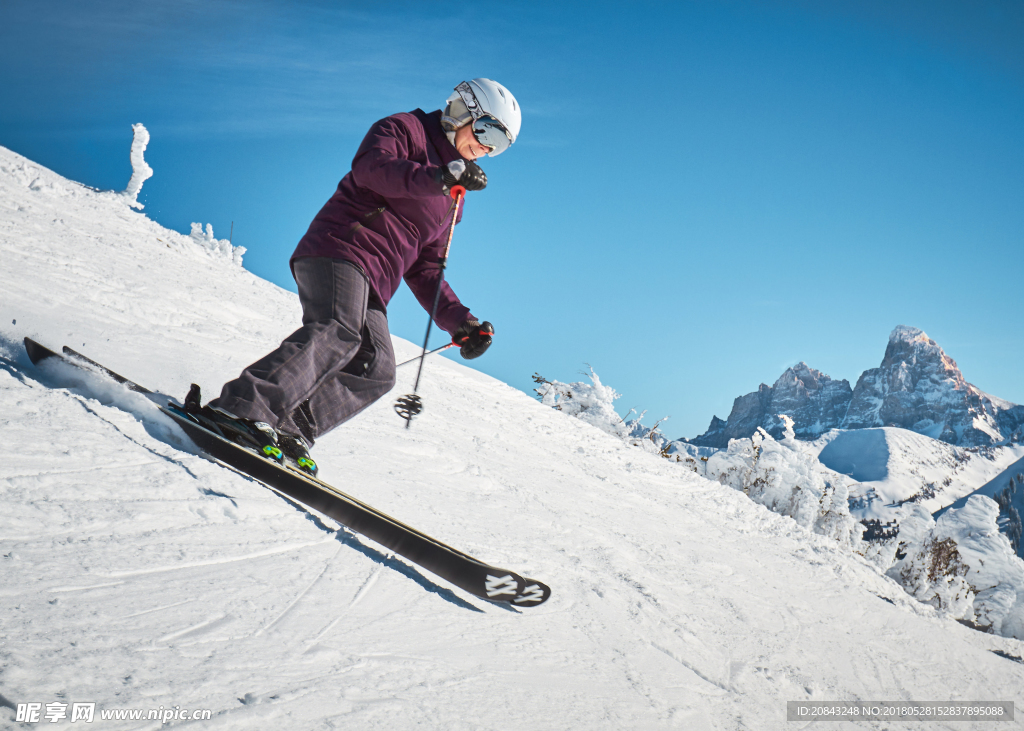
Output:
[688, 326, 1023, 448]
[843, 326, 996, 443]
[774, 361, 828, 394]
[687, 363, 852, 448]
[880, 325, 964, 381]
[888, 324, 926, 344]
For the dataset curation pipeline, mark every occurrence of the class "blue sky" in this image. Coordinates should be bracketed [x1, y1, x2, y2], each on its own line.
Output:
[2, 0, 1022, 439]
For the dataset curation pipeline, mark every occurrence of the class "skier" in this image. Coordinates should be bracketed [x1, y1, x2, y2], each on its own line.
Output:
[186, 79, 521, 476]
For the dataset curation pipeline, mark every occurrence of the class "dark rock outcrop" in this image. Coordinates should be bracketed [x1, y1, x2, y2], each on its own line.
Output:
[688, 363, 852, 448]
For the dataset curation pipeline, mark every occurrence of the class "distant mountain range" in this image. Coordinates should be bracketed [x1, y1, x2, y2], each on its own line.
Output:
[688, 326, 1024, 448]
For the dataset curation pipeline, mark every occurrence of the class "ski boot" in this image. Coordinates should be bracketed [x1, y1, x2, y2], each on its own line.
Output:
[278, 432, 318, 477]
[183, 384, 284, 464]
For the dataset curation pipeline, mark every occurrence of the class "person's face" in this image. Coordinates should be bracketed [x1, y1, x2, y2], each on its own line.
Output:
[454, 123, 492, 160]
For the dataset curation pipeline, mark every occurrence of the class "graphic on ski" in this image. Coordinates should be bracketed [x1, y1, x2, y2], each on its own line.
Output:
[24, 337, 551, 608]
[513, 581, 550, 606]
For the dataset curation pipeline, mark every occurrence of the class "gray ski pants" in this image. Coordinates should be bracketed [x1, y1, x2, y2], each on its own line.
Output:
[210, 257, 396, 444]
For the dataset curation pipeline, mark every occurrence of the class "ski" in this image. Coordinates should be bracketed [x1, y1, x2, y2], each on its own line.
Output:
[63, 344, 152, 393]
[24, 338, 551, 608]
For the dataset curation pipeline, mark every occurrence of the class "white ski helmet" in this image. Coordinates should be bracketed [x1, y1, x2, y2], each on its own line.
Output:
[442, 78, 521, 157]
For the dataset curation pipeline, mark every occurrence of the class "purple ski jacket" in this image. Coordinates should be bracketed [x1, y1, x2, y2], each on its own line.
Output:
[291, 108, 474, 335]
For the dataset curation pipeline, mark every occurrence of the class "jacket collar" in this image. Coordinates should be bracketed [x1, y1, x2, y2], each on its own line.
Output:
[412, 109, 464, 164]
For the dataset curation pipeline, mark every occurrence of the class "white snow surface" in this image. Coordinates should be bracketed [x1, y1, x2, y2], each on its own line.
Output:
[806, 428, 1024, 521]
[2, 143, 1024, 729]
[940, 455, 1024, 518]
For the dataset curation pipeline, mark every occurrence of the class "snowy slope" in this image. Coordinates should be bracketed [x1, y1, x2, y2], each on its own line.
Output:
[3, 144, 1024, 730]
[807, 428, 1024, 521]
[939, 456, 1024, 516]
[937, 456, 1024, 560]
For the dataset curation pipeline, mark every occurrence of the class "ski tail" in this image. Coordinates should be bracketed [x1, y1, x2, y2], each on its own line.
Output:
[24, 337, 60, 366]
[62, 345, 151, 393]
[24, 337, 151, 395]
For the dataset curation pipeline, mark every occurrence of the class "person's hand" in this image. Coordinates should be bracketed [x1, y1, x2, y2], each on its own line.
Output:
[452, 320, 494, 359]
[437, 160, 487, 196]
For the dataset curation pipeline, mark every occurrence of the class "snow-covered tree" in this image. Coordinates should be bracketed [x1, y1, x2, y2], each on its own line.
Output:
[533, 369, 671, 455]
[121, 123, 153, 209]
[533, 368, 628, 439]
[887, 504, 975, 619]
[190, 222, 245, 265]
[703, 425, 863, 549]
[887, 497, 1024, 637]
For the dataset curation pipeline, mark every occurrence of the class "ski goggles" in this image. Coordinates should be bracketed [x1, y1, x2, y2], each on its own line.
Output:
[472, 115, 514, 157]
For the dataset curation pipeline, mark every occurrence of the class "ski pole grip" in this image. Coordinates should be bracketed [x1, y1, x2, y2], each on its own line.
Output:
[450, 185, 466, 201]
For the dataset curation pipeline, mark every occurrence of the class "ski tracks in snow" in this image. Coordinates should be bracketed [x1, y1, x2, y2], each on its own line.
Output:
[301, 564, 383, 654]
[256, 543, 346, 638]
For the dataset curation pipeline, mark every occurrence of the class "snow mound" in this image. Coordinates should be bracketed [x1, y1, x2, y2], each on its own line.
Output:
[808, 427, 1024, 521]
[938, 497, 1024, 637]
[938, 455, 1024, 561]
[817, 428, 890, 482]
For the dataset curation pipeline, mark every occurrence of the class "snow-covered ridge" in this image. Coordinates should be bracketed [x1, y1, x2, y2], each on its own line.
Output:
[805, 427, 1024, 520]
[2, 141, 1024, 728]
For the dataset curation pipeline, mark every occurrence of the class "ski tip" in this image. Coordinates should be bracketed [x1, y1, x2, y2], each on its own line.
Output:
[512, 579, 551, 608]
[484, 572, 526, 603]
[483, 573, 551, 608]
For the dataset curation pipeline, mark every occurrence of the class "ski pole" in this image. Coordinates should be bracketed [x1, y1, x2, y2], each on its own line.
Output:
[396, 342, 456, 369]
[394, 185, 465, 427]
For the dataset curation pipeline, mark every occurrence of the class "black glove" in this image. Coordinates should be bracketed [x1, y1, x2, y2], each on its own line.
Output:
[437, 159, 487, 195]
[452, 320, 494, 360]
